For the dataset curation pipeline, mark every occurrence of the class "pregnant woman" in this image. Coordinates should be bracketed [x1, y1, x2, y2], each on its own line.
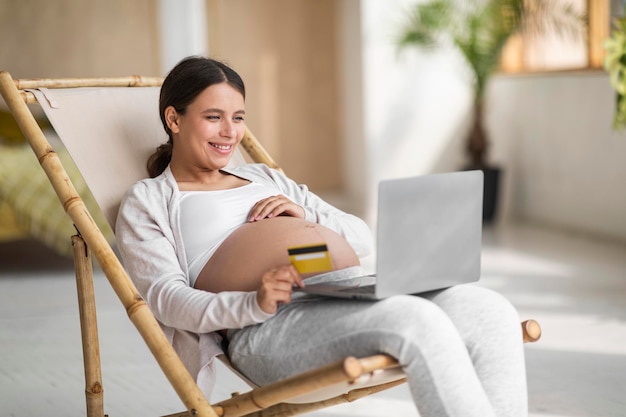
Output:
[116, 56, 528, 417]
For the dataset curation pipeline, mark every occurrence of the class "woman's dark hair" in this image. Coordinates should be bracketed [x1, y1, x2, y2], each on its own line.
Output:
[147, 56, 246, 178]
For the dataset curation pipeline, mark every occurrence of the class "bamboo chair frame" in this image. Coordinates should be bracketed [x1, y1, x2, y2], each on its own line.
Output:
[0, 71, 542, 417]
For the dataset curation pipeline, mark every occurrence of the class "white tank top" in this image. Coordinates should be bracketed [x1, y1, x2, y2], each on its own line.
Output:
[179, 182, 279, 285]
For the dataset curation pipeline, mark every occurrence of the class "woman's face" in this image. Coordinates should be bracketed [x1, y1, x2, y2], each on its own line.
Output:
[168, 82, 245, 172]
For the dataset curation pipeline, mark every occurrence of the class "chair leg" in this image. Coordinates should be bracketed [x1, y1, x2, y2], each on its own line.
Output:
[245, 378, 407, 417]
[72, 235, 105, 417]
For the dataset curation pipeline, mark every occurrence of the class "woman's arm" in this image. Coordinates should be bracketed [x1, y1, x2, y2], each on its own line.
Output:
[115, 181, 274, 333]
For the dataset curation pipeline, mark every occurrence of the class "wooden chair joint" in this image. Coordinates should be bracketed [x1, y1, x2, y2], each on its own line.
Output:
[36, 145, 57, 165]
[72, 233, 89, 258]
[126, 297, 149, 318]
[85, 381, 103, 396]
[249, 392, 267, 411]
[63, 196, 84, 214]
[522, 319, 542, 343]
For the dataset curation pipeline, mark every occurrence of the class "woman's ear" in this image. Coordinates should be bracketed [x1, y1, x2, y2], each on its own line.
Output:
[164, 106, 180, 134]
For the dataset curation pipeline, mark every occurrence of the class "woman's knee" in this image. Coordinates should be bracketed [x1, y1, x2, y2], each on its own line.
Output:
[372, 295, 462, 342]
[427, 285, 523, 350]
[432, 285, 519, 322]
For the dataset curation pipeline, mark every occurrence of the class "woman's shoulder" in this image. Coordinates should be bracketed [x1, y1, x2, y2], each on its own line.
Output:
[116, 172, 176, 229]
[121, 169, 176, 204]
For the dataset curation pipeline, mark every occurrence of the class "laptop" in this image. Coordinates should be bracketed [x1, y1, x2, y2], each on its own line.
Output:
[297, 170, 484, 300]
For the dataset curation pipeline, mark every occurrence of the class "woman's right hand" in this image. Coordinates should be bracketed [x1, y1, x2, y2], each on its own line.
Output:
[256, 264, 304, 314]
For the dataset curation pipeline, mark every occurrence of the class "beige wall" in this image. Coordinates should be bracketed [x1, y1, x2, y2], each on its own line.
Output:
[0, 0, 343, 192]
[207, 0, 342, 191]
[0, 0, 160, 79]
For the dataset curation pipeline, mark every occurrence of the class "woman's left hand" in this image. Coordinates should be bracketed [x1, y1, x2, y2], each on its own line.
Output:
[248, 195, 305, 222]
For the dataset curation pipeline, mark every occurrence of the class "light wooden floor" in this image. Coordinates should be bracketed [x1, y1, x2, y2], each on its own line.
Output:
[1, 222, 625, 417]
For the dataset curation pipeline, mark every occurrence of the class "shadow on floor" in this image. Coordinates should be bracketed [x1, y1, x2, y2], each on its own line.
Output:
[0, 238, 73, 273]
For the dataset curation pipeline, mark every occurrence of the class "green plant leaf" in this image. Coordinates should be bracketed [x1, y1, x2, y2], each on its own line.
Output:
[397, 0, 587, 100]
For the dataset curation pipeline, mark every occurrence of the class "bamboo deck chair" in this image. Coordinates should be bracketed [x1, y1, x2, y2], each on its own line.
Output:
[0, 71, 542, 417]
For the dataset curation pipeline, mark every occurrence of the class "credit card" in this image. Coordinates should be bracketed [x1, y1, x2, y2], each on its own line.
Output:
[287, 243, 332, 274]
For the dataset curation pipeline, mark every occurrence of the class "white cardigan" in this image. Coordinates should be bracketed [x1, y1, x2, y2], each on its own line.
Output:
[115, 163, 373, 397]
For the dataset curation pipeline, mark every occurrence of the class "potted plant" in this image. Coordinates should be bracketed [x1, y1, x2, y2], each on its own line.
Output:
[604, 9, 626, 130]
[397, 0, 586, 223]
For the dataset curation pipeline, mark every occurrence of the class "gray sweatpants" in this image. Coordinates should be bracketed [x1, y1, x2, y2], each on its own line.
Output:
[227, 278, 527, 417]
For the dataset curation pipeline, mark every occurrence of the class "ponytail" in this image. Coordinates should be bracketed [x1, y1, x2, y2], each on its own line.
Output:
[146, 140, 173, 178]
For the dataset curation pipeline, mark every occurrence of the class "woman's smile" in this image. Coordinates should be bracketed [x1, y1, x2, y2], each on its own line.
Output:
[208, 142, 234, 154]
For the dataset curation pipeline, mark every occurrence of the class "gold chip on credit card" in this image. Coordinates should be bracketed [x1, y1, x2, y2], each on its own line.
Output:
[287, 243, 332, 274]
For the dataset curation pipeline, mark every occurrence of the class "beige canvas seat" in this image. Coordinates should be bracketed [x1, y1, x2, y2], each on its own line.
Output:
[0, 72, 542, 417]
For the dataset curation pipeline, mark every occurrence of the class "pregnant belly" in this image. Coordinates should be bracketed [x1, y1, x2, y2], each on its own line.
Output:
[193, 216, 360, 293]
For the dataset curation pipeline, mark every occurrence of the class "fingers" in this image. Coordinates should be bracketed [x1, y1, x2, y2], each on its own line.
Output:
[248, 195, 305, 222]
[256, 265, 303, 314]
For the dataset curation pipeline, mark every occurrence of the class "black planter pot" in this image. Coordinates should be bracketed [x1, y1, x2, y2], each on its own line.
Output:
[481, 166, 500, 224]
[464, 165, 501, 225]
